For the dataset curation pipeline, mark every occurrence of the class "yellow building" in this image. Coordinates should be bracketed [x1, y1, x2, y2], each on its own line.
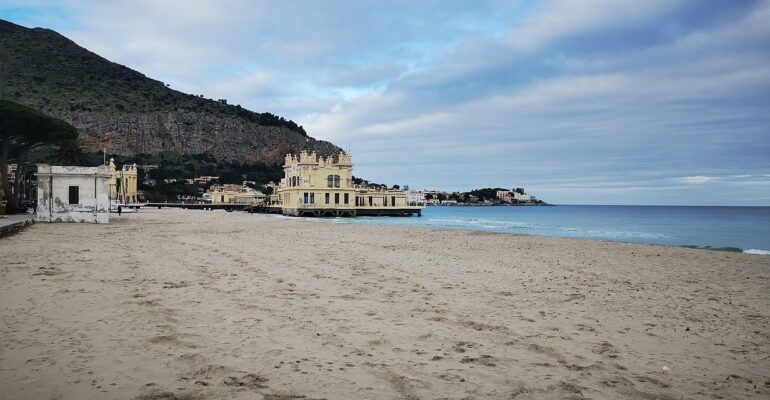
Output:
[276, 151, 420, 217]
[211, 191, 265, 205]
[108, 158, 138, 204]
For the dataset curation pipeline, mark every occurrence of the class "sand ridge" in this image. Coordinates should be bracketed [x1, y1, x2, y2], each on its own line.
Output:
[1, 208, 768, 399]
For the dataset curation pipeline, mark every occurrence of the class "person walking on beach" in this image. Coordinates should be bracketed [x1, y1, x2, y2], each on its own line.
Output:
[117, 205, 122, 216]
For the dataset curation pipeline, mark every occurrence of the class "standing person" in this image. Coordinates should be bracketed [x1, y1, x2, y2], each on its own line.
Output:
[117, 205, 122, 216]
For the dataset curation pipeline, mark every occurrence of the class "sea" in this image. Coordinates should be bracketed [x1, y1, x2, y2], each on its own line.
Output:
[318, 205, 770, 255]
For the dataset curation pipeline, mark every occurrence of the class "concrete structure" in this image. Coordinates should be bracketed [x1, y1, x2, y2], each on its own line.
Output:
[35, 164, 110, 223]
[276, 151, 420, 217]
[108, 158, 138, 204]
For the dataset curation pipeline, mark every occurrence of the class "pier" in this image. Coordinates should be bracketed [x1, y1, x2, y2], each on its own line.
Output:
[145, 203, 421, 217]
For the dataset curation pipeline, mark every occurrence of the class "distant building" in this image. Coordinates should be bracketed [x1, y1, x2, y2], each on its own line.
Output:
[209, 183, 244, 193]
[496, 190, 513, 203]
[276, 151, 419, 217]
[512, 192, 531, 202]
[211, 191, 266, 205]
[108, 158, 138, 204]
[407, 190, 426, 206]
[35, 164, 110, 223]
[195, 175, 219, 184]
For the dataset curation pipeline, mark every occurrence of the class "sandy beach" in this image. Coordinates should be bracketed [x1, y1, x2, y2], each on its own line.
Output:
[1, 208, 768, 399]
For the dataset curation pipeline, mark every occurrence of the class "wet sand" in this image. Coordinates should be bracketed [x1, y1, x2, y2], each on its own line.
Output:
[1, 208, 768, 399]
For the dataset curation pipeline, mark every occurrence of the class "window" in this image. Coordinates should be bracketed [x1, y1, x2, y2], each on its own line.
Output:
[334, 193, 340, 204]
[392, 196, 396, 206]
[344, 193, 349, 204]
[368, 196, 373, 206]
[325, 193, 330, 204]
[327, 175, 333, 188]
[334, 175, 340, 188]
[304, 192, 309, 204]
[310, 193, 315, 204]
[68, 186, 79, 205]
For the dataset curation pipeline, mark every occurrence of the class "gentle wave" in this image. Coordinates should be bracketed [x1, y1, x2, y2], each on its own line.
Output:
[680, 245, 743, 253]
[743, 248, 770, 255]
[557, 227, 667, 239]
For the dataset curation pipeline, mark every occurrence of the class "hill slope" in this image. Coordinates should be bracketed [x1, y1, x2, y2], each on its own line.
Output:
[0, 19, 340, 164]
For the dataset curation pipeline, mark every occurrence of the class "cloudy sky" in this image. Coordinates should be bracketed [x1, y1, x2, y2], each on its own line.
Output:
[3, 0, 770, 205]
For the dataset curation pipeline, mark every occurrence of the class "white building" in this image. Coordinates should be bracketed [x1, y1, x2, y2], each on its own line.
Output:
[407, 190, 426, 205]
[512, 192, 531, 202]
[35, 164, 110, 223]
[496, 190, 513, 202]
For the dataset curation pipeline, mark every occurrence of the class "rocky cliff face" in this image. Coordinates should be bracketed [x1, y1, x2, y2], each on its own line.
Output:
[57, 111, 340, 164]
[0, 19, 341, 164]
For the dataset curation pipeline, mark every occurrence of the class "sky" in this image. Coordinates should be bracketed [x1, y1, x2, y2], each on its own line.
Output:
[2, 0, 770, 205]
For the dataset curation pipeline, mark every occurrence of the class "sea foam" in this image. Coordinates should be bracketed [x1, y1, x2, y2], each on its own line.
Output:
[743, 249, 770, 255]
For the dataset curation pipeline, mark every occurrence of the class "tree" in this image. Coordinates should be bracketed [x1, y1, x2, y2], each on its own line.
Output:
[53, 138, 90, 165]
[0, 100, 78, 210]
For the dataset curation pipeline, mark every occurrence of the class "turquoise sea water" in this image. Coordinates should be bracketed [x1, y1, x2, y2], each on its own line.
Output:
[320, 205, 770, 254]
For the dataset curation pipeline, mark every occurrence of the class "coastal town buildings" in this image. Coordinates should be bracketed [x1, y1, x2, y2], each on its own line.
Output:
[35, 164, 110, 223]
[496, 190, 513, 203]
[496, 188, 533, 203]
[276, 151, 419, 217]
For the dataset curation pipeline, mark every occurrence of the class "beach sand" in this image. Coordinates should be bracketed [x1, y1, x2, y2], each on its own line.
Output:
[1, 208, 768, 399]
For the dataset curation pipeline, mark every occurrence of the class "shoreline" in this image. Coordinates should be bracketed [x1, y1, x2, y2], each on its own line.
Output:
[1, 208, 768, 399]
[289, 210, 770, 256]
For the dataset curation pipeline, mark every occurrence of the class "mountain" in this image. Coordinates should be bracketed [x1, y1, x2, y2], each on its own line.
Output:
[0, 19, 341, 164]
